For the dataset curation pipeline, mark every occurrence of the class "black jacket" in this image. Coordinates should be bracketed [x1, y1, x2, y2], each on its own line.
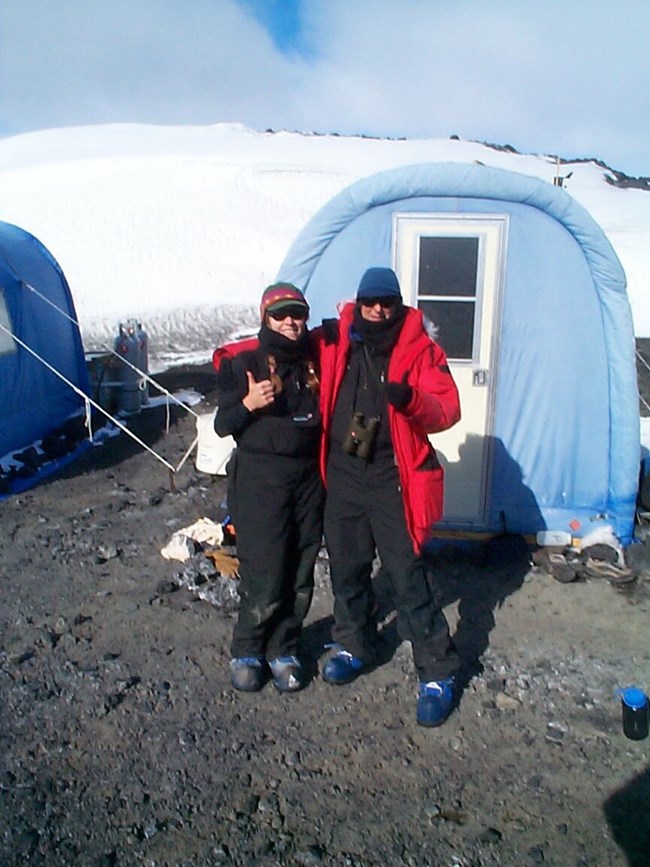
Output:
[214, 346, 320, 458]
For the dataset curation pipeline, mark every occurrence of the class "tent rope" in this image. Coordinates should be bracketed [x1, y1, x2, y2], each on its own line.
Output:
[175, 434, 200, 474]
[22, 281, 200, 419]
[84, 398, 93, 439]
[636, 348, 650, 373]
[0, 321, 178, 473]
[636, 349, 650, 413]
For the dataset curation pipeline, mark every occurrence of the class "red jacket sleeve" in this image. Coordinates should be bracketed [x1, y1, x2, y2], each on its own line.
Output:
[401, 343, 461, 434]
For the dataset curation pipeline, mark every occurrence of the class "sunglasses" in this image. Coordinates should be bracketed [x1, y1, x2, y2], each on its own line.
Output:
[359, 297, 399, 309]
[267, 306, 308, 321]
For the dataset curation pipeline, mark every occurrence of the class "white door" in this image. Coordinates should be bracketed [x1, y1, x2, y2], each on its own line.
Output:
[393, 213, 507, 528]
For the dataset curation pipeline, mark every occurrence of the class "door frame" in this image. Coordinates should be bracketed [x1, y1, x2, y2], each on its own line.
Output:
[392, 211, 508, 528]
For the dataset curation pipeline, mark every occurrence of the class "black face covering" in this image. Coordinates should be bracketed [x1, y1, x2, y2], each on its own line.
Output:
[352, 304, 407, 355]
[258, 321, 310, 362]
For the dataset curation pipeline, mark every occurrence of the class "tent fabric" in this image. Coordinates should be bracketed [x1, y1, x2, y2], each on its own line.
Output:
[0, 221, 90, 460]
[277, 162, 639, 543]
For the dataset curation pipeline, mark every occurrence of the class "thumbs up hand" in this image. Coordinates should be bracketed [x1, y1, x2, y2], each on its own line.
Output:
[243, 369, 275, 412]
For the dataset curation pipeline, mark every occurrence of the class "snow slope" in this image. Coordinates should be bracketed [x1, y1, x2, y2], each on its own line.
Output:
[0, 123, 648, 368]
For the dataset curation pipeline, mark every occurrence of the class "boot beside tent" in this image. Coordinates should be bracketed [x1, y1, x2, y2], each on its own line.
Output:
[277, 162, 640, 545]
[0, 221, 90, 491]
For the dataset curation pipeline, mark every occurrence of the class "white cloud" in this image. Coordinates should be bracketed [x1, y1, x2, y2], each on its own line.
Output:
[297, 0, 650, 173]
[1, 0, 648, 175]
[0, 0, 295, 129]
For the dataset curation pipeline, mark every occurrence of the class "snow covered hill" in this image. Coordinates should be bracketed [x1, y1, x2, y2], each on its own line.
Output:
[0, 123, 648, 368]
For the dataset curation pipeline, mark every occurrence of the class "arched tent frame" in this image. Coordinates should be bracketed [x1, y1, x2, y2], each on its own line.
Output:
[278, 163, 640, 543]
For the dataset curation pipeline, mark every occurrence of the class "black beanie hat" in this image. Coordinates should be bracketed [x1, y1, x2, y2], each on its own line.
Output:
[356, 267, 402, 301]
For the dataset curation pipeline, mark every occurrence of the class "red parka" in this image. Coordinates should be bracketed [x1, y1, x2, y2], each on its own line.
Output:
[318, 303, 461, 554]
[212, 305, 461, 553]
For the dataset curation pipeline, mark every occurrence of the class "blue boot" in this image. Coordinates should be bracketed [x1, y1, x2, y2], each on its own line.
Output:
[268, 656, 305, 693]
[322, 648, 366, 685]
[230, 657, 267, 692]
[416, 677, 455, 727]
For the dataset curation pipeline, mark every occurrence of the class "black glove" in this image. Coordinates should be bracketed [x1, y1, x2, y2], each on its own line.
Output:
[385, 377, 412, 410]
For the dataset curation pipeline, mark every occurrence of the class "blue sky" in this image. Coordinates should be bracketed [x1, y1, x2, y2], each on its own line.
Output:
[238, 0, 312, 56]
[1, 0, 648, 175]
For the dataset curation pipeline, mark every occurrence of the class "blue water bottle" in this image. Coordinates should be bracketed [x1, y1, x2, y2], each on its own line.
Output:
[619, 687, 649, 740]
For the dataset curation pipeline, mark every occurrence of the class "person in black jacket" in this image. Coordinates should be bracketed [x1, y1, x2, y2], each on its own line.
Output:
[214, 284, 322, 693]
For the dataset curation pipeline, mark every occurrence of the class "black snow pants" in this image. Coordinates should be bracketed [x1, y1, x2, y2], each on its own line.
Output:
[324, 446, 460, 682]
[229, 450, 323, 660]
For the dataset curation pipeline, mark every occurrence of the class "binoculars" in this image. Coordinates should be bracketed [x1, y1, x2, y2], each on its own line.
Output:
[342, 412, 380, 460]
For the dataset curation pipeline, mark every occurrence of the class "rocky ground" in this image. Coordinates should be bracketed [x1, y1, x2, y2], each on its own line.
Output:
[2, 363, 650, 867]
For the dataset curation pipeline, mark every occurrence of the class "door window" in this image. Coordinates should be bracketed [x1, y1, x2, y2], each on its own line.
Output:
[416, 236, 479, 361]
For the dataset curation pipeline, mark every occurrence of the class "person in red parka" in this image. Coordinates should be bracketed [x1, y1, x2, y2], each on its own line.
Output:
[318, 267, 462, 727]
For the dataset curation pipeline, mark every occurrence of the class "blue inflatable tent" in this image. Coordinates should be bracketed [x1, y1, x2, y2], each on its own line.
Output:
[278, 163, 640, 544]
[0, 221, 90, 487]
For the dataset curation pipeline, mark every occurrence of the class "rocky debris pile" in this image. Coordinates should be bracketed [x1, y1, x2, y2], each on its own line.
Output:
[160, 516, 240, 611]
[169, 553, 240, 611]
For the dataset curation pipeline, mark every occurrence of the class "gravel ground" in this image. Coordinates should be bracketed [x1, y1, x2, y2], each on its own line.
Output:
[2, 364, 650, 867]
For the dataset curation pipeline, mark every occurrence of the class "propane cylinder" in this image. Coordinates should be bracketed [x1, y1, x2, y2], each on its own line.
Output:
[129, 319, 149, 405]
[114, 323, 141, 413]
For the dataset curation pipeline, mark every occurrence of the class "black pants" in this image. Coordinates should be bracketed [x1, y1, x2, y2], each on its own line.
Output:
[324, 446, 460, 682]
[230, 450, 323, 660]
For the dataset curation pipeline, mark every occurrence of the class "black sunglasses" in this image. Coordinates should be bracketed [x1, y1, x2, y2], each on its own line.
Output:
[359, 296, 399, 309]
[267, 306, 308, 321]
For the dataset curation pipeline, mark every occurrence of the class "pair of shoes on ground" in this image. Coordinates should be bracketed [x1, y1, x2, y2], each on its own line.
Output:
[533, 545, 637, 585]
[532, 547, 581, 583]
[576, 557, 636, 584]
[323, 646, 456, 727]
[230, 655, 304, 693]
